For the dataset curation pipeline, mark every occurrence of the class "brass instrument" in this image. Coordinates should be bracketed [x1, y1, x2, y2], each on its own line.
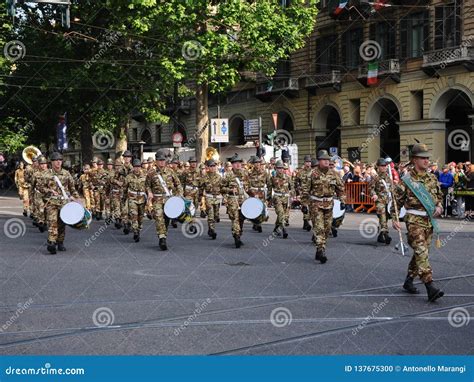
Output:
[22, 145, 42, 165]
[206, 147, 219, 162]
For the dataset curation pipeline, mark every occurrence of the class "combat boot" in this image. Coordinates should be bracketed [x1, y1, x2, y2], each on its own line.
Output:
[171, 219, 178, 228]
[133, 232, 140, 242]
[425, 282, 444, 302]
[159, 238, 168, 250]
[384, 233, 392, 245]
[210, 229, 217, 240]
[115, 219, 122, 229]
[402, 275, 419, 294]
[123, 224, 130, 235]
[46, 241, 57, 255]
[273, 226, 281, 237]
[315, 248, 327, 264]
[303, 219, 311, 231]
[57, 242, 66, 251]
[284, 220, 289, 227]
[38, 222, 46, 233]
[256, 224, 262, 233]
[331, 227, 338, 238]
[377, 232, 385, 243]
[23, 210, 28, 217]
[234, 235, 242, 248]
[311, 234, 316, 244]
[282, 227, 288, 239]
[216, 217, 220, 223]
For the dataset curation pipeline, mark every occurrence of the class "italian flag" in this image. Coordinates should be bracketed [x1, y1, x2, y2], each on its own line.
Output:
[367, 62, 378, 85]
[334, 0, 348, 15]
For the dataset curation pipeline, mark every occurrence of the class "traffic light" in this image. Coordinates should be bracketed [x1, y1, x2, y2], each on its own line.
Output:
[263, 132, 276, 146]
[6, 0, 17, 17]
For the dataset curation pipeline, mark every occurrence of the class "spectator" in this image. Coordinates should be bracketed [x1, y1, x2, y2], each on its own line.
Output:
[342, 165, 353, 183]
[466, 164, 474, 219]
[453, 163, 467, 218]
[439, 165, 454, 216]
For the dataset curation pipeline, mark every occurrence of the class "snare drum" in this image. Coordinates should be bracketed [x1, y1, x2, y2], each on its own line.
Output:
[241, 197, 268, 224]
[60, 201, 92, 229]
[332, 199, 345, 228]
[164, 196, 195, 223]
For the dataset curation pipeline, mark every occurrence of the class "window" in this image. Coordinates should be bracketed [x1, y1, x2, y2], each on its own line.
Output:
[434, 1, 462, 49]
[155, 125, 162, 144]
[369, 21, 396, 60]
[316, 33, 338, 73]
[400, 12, 430, 58]
[349, 99, 361, 125]
[342, 28, 363, 69]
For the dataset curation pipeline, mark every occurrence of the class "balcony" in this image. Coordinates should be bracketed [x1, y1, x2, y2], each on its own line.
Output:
[304, 70, 341, 94]
[422, 46, 474, 77]
[255, 77, 299, 101]
[357, 59, 400, 87]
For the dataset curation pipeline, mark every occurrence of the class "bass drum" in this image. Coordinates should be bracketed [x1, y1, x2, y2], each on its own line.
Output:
[60, 201, 92, 229]
[241, 197, 268, 224]
[332, 199, 345, 228]
[164, 196, 195, 223]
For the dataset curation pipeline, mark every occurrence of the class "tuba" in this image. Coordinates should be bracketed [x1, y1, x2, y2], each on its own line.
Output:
[22, 146, 42, 165]
[206, 147, 219, 162]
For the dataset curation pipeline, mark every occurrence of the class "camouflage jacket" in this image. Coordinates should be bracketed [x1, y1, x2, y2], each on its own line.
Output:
[220, 169, 248, 201]
[200, 172, 222, 197]
[392, 168, 442, 227]
[79, 173, 92, 190]
[32, 169, 50, 197]
[247, 168, 271, 193]
[269, 172, 292, 196]
[369, 170, 393, 203]
[295, 167, 312, 194]
[14, 168, 26, 187]
[43, 168, 79, 206]
[146, 167, 183, 197]
[304, 167, 345, 205]
[181, 168, 201, 189]
[90, 168, 109, 190]
[124, 171, 147, 200]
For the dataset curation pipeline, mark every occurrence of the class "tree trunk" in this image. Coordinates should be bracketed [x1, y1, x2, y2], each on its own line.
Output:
[115, 116, 129, 157]
[195, 82, 209, 163]
[80, 115, 93, 164]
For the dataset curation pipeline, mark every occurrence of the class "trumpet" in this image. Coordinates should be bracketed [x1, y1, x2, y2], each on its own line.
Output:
[22, 145, 42, 165]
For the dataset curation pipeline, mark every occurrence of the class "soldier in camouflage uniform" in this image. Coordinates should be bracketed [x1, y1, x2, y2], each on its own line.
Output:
[119, 151, 133, 233]
[25, 157, 39, 225]
[146, 151, 183, 250]
[246, 156, 271, 233]
[15, 162, 30, 217]
[295, 155, 313, 231]
[268, 160, 292, 238]
[199, 159, 221, 239]
[110, 159, 125, 228]
[304, 150, 345, 264]
[90, 159, 109, 220]
[124, 159, 148, 242]
[221, 155, 248, 248]
[79, 164, 93, 212]
[104, 158, 115, 220]
[42, 152, 80, 255]
[31, 156, 49, 232]
[369, 158, 393, 245]
[392, 143, 444, 302]
[181, 157, 201, 218]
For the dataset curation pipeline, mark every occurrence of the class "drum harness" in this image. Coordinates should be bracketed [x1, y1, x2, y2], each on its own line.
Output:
[157, 174, 172, 198]
[53, 175, 70, 201]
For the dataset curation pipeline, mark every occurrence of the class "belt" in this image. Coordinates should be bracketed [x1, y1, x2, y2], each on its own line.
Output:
[128, 191, 146, 196]
[153, 193, 166, 197]
[111, 189, 120, 193]
[406, 209, 428, 217]
[185, 185, 198, 190]
[273, 192, 289, 197]
[205, 193, 221, 198]
[310, 196, 333, 202]
[250, 187, 264, 191]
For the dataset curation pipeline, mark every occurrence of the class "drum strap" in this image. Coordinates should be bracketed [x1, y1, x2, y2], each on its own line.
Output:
[53, 175, 69, 200]
[157, 174, 171, 197]
[235, 177, 243, 193]
[381, 179, 392, 204]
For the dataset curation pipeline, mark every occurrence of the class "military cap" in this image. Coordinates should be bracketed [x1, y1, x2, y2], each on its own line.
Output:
[50, 152, 63, 161]
[114, 159, 122, 166]
[317, 150, 331, 160]
[147, 157, 154, 163]
[275, 160, 284, 168]
[155, 151, 166, 160]
[206, 159, 216, 167]
[171, 156, 180, 164]
[230, 154, 243, 163]
[38, 156, 48, 164]
[411, 143, 431, 158]
[132, 159, 141, 167]
[225, 161, 232, 167]
[97, 159, 104, 165]
[122, 150, 132, 158]
[91, 158, 97, 164]
[188, 156, 197, 163]
[303, 155, 312, 162]
[107, 158, 114, 165]
[311, 159, 319, 167]
[376, 158, 387, 166]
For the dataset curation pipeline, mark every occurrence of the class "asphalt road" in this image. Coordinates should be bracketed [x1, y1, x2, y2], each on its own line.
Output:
[0, 191, 473, 355]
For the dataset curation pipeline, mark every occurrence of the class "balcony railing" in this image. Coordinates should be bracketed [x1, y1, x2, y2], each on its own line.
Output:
[423, 46, 474, 66]
[255, 77, 299, 99]
[358, 59, 400, 78]
[304, 70, 341, 92]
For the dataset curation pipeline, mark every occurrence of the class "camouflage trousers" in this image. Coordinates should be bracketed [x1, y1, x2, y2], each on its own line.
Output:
[29, 190, 37, 219]
[184, 189, 199, 215]
[46, 203, 66, 243]
[406, 221, 433, 283]
[110, 190, 122, 221]
[34, 193, 46, 224]
[205, 196, 221, 230]
[83, 188, 93, 211]
[301, 196, 310, 221]
[273, 195, 289, 228]
[152, 197, 169, 239]
[121, 197, 129, 225]
[18, 186, 29, 211]
[375, 201, 389, 233]
[227, 196, 243, 236]
[128, 197, 146, 234]
[93, 189, 106, 213]
[310, 202, 332, 250]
